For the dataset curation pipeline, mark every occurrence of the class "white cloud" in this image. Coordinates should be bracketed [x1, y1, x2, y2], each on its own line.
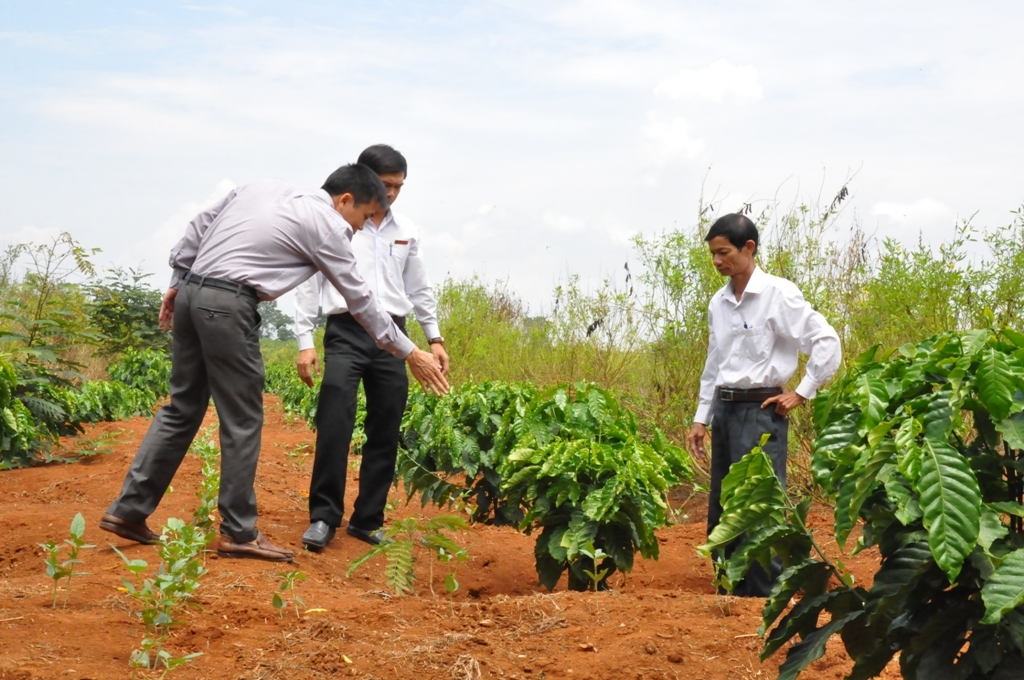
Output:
[872, 199, 955, 234]
[116, 180, 237, 276]
[654, 60, 763, 104]
[542, 212, 586, 233]
[0, 224, 63, 247]
[642, 114, 705, 163]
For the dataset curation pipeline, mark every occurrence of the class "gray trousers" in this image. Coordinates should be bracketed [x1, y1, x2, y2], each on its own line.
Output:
[107, 280, 264, 543]
[707, 398, 788, 597]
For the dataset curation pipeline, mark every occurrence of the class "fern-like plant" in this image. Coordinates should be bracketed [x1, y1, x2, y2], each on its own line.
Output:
[346, 515, 469, 596]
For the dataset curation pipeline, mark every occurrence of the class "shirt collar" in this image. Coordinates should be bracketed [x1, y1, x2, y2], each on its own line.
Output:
[365, 209, 394, 233]
[722, 265, 766, 301]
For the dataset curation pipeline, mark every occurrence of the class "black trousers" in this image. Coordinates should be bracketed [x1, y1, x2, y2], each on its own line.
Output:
[707, 398, 788, 597]
[308, 313, 409, 531]
[108, 280, 265, 543]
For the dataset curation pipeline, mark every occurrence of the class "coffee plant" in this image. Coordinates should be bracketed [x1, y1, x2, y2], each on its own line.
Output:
[703, 328, 1024, 679]
[398, 381, 537, 525]
[397, 381, 692, 591]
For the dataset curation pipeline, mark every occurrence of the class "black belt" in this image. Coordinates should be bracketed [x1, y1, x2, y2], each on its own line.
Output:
[334, 311, 406, 330]
[183, 271, 258, 300]
[718, 387, 783, 403]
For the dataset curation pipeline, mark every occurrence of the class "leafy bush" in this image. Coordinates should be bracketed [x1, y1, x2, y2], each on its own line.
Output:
[398, 381, 537, 525]
[397, 381, 692, 591]
[501, 383, 693, 590]
[87, 268, 169, 356]
[702, 328, 1024, 679]
[108, 347, 171, 399]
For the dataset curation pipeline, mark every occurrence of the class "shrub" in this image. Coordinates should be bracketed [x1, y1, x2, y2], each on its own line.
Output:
[397, 381, 692, 590]
[702, 328, 1024, 679]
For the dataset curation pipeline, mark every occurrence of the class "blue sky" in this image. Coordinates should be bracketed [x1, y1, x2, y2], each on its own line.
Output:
[2, 1, 1022, 313]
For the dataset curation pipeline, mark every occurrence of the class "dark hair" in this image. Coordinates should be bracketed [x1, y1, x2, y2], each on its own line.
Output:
[321, 163, 389, 208]
[705, 213, 759, 253]
[357, 144, 408, 177]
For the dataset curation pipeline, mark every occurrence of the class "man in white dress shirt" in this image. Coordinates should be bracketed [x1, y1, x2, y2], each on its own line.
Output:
[294, 145, 449, 550]
[687, 213, 841, 597]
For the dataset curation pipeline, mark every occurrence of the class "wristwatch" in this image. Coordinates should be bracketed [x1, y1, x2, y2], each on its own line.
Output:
[429, 336, 445, 346]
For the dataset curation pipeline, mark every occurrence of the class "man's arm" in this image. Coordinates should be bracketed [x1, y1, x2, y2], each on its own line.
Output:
[761, 287, 842, 416]
[294, 274, 322, 387]
[403, 235, 448, 374]
[167, 188, 237, 289]
[311, 237, 448, 395]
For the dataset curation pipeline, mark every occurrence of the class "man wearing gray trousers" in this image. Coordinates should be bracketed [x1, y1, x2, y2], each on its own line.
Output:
[100, 164, 449, 562]
[687, 213, 841, 596]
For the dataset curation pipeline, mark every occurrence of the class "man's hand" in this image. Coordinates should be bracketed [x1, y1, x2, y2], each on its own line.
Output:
[430, 343, 450, 376]
[407, 347, 450, 396]
[159, 288, 178, 331]
[687, 423, 709, 460]
[296, 348, 320, 388]
[761, 391, 806, 418]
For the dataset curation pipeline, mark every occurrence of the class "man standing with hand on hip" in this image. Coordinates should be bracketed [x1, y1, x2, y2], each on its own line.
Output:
[688, 213, 841, 596]
[295, 144, 449, 551]
[100, 164, 449, 562]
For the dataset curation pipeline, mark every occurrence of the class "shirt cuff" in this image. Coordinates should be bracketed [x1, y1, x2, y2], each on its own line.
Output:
[394, 333, 416, 359]
[419, 322, 441, 341]
[795, 376, 819, 401]
[169, 268, 184, 290]
[694, 402, 713, 426]
[296, 333, 315, 351]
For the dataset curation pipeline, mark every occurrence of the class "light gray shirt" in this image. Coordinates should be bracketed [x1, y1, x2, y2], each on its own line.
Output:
[167, 178, 415, 358]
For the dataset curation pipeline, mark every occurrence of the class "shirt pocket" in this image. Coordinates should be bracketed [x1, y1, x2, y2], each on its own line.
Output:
[385, 240, 411, 277]
[738, 326, 774, 361]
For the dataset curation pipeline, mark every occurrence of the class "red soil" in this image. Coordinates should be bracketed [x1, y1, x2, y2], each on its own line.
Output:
[0, 396, 900, 680]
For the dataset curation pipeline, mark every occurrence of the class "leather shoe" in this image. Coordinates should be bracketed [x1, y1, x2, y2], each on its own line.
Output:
[302, 521, 336, 552]
[216, 532, 294, 562]
[346, 523, 391, 546]
[99, 512, 160, 545]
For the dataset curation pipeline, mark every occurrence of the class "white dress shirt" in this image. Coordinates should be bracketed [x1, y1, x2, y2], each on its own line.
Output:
[293, 209, 440, 351]
[167, 178, 415, 359]
[694, 266, 841, 425]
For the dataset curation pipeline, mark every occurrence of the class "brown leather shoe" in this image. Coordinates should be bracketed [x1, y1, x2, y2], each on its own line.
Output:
[216, 532, 294, 562]
[99, 512, 161, 545]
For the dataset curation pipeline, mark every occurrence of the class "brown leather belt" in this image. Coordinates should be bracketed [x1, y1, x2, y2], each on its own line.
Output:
[718, 387, 783, 403]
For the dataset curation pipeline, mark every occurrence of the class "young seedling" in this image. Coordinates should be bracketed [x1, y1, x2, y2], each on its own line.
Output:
[579, 542, 610, 592]
[39, 512, 94, 608]
[189, 428, 221, 530]
[271, 570, 307, 619]
[113, 518, 209, 676]
[284, 443, 310, 470]
[347, 515, 469, 597]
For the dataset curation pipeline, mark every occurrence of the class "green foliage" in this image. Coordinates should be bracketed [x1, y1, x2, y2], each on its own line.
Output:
[347, 515, 469, 597]
[189, 427, 220, 529]
[271, 570, 307, 618]
[398, 381, 537, 525]
[706, 329, 1024, 679]
[257, 300, 296, 341]
[38, 512, 94, 609]
[108, 347, 171, 399]
[87, 267, 169, 356]
[114, 517, 210, 675]
[398, 381, 692, 591]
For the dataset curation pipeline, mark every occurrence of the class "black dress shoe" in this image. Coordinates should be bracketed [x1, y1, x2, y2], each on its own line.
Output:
[346, 523, 390, 546]
[302, 521, 336, 551]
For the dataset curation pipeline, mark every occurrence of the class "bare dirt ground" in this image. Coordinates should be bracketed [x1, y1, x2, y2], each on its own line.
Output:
[0, 396, 900, 680]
